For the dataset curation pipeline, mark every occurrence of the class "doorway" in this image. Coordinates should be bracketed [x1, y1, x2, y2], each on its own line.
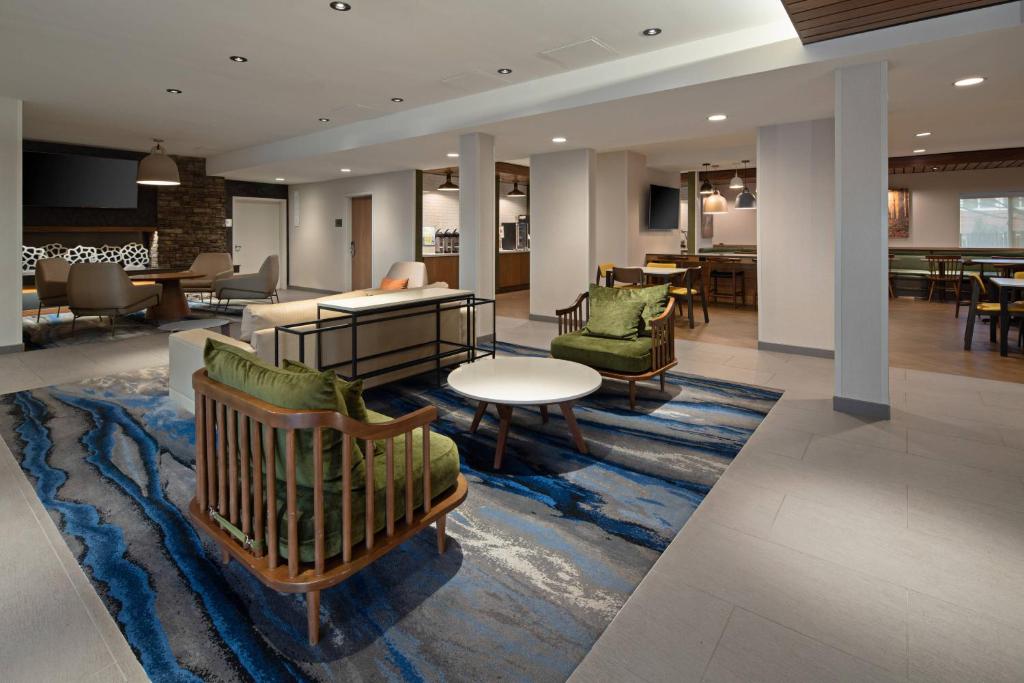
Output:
[351, 195, 372, 290]
[232, 197, 287, 283]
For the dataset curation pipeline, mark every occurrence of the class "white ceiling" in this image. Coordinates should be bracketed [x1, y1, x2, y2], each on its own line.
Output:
[0, 0, 790, 155]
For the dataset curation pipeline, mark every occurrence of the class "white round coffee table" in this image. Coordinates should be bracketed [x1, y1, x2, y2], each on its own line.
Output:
[447, 357, 602, 469]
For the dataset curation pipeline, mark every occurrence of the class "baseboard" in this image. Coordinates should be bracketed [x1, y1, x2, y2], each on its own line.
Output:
[833, 395, 891, 420]
[0, 342, 24, 355]
[528, 314, 559, 324]
[757, 341, 834, 358]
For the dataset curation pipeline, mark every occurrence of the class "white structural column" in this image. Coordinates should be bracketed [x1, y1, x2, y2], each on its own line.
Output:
[0, 97, 22, 352]
[834, 62, 890, 418]
[529, 148, 596, 319]
[458, 132, 496, 339]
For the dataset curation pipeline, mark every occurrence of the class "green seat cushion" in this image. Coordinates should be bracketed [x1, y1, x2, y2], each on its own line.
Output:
[890, 268, 930, 277]
[550, 330, 652, 374]
[588, 283, 668, 337]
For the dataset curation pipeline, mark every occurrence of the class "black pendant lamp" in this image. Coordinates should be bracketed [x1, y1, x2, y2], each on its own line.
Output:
[734, 160, 756, 210]
[698, 162, 713, 195]
[438, 170, 459, 191]
[507, 180, 526, 197]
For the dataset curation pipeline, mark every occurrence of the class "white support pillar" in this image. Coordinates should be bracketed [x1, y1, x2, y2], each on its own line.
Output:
[0, 97, 22, 353]
[834, 62, 889, 418]
[458, 132, 496, 340]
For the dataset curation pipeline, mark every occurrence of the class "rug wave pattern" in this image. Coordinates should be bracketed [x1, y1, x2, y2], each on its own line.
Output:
[0, 343, 780, 682]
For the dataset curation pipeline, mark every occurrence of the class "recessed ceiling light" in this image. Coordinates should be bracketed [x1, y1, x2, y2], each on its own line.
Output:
[391, 97, 404, 103]
[497, 68, 512, 75]
[953, 76, 985, 87]
[166, 88, 182, 94]
[340, 168, 351, 173]
[275, 177, 285, 181]
[329, 1, 351, 10]
[707, 114, 727, 121]
[318, 117, 330, 123]
[552, 136, 567, 143]
[642, 27, 662, 36]
[447, 152, 459, 158]
[932, 166, 939, 170]
[913, 149, 927, 153]
[229, 55, 248, 63]
[915, 131, 931, 137]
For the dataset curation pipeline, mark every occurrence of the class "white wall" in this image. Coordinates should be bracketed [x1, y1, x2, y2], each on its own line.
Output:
[0, 98, 21, 350]
[530, 148, 596, 318]
[498, 181, 528, 226]
[757, 118, 835, 353]
[709, 182, 758, 245]
[888, 166, 1024, 247]
[289, 170, 415, 291]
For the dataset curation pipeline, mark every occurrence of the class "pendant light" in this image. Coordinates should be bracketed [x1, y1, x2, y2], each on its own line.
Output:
[698, 162, 713, 195]
[136, 138, 180, 186]
[703, 187, 729, 214]
[507, 180, 526, 197]
[734, 160, 757, 210]
[437, 170, 459, 192]
[729, 166, 744, 190]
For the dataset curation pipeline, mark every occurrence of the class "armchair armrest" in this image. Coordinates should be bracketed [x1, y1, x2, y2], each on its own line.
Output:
[648, 298, 676, 370]
[556, 292, 589, 335]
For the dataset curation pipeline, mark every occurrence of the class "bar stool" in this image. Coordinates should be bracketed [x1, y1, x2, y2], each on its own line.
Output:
[709, 258, 746, 307]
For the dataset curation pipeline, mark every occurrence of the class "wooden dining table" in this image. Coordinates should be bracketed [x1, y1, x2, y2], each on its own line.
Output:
[990, 277, 1024, 356]
[967, 258, 1024, 280]
[132, 270, 197, 322]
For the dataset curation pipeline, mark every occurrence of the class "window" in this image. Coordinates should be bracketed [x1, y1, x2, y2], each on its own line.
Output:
[959, 193, 1024, 248]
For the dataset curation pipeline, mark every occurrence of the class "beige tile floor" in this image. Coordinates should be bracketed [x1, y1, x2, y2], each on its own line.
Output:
[1, 312, 1023, 681]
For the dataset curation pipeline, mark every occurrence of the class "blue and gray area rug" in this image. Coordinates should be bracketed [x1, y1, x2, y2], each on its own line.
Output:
[0, 343, 780, 682]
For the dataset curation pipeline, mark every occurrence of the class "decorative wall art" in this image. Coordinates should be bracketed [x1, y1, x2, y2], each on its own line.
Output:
[21, 242, 151, 274]
[888, 188, 910, 239]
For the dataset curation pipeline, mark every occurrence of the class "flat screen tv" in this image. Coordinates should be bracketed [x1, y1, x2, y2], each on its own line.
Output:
[23, 151, 139, 209]
[648, 184, 680, 230]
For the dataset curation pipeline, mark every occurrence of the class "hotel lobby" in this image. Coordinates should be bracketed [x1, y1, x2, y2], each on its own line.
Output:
[2, 1, 1024, 681]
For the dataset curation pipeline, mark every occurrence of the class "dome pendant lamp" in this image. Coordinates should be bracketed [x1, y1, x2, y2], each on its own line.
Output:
[438, 170, 459, 191]
[703, 187, 729, 214]
[136, 138, 180, 186]
[698, 162, 713, 195]
[729, 167, 744, 190]
[734, 160, 756, 210]
[507, 180, 526, 197]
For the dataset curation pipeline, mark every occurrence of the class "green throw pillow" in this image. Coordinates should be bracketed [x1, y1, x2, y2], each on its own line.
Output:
[586, 283, 668, 336]
[282, 359, 368, 422]
[583, 296, 646, 340]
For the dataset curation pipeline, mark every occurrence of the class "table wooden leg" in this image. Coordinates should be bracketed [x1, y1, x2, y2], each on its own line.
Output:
[559, 401, 587, 454]
[1000, 286, 1010, 357]
[493, 404, 513, 469]
[470, 401, 488, 433]
[539, 404, 549, 423]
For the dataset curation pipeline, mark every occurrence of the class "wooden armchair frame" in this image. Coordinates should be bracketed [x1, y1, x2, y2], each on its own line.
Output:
[189, 369, 469, 645]
[555, 292, 677, 409]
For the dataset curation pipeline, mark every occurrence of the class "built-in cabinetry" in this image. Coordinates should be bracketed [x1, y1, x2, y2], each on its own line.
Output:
[497, 251, 530, 292]
[424, 254, 459, 288]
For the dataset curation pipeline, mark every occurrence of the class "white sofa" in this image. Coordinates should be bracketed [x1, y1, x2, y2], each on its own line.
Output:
[170, 279, 471, 412]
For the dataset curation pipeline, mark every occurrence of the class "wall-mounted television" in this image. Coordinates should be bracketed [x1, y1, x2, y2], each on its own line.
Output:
[648, 184, 680, 230]
[23, 151, 139, 209]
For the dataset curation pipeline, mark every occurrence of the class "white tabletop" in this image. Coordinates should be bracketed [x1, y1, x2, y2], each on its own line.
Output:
[447, 357, 602, 405]
[319, 288, 475, 312]
[641, 267, 687, 276]
[970, 258, 1024, 264]
[989, 277, 1024, 288]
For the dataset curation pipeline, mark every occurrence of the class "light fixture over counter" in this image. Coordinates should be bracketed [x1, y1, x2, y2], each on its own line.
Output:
[699, 162, 713, 195]
[507, 180, 526, 197]
[136, 139, 180, 186]
[437, 170, 459, 192]
[734, 160, 756, 210]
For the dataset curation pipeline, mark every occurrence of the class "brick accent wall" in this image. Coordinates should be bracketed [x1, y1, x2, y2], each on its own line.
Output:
[155, 156, 227, 269]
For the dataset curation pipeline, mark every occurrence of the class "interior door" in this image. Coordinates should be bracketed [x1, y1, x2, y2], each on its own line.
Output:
[232, 198, 284, 276]
[351, 195, 372, 290]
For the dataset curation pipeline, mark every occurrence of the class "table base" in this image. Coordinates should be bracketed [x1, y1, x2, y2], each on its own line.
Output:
[146, 279, 190, 321]
[470, 400, 587, 469]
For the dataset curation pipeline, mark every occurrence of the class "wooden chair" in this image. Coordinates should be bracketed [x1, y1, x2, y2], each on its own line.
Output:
[609, 266, 644, 288]
[595, 262, 615, 285]
[925, 255, 962, 303]
[708, 257, 746, 307]
[553, 294, 676, 410]
[963, 275, 1024, 350]
[646, 262, 709, 329]
[189, 369, 469, 645]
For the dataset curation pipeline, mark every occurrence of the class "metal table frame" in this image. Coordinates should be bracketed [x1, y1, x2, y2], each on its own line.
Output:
[274, 291, 496, 383]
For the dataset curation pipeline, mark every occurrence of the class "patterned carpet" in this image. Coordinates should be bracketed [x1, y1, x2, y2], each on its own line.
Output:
[0, 343, 780, 682]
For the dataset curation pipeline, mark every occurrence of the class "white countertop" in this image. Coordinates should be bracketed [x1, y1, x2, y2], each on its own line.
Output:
[319, 287, 476, 312]
[447, 357, 601, 405]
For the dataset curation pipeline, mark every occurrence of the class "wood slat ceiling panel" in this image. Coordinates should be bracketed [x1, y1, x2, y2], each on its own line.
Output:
[782, 0, 1013, 44]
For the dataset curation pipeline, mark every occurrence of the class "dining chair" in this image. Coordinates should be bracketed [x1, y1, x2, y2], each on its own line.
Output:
[963, 274, 1024, 350]
[213, 255, 280, 309]
[182, 252, 233, 304]
[595, 262, 615, 285]
[609, 266, 643, 288]
[925, 255, 962, 303]
[34, 256, 70, 322]
[647, 262, 708, 328]
[67, 263, 163, 337]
